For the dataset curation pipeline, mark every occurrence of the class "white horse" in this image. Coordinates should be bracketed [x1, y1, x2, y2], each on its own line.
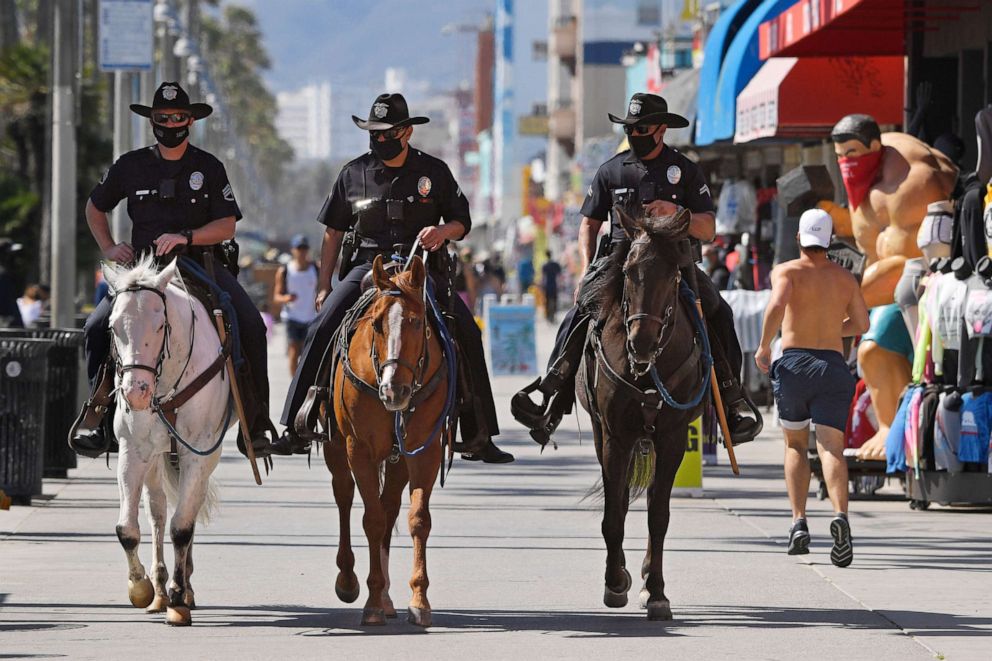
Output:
[103, 255, 231, 626]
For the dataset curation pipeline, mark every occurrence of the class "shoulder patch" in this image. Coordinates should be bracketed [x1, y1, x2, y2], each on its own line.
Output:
[699, 184, 711, 196]
[222, 183, 235, 202]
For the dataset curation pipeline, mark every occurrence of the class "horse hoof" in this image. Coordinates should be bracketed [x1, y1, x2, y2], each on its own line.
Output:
[646, 600, 673, 621]
[638, 588, 650, 609]
[146, 595, 168, 614]
[408, 606, 432, 628]
[361, 607, 386, 626]
[603, 568, 632, 608]
[184, 592, 196, 610]
[166, 606, 192, 626]
[335, 573, 360, 604]
[128, 577, 154, 609]
[383, 595, 397, 618]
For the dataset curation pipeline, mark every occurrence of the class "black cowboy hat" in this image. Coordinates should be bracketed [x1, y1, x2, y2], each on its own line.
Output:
[608, 93, 688, 129]
[352, 93, 429, 131]
[130, 81, 213, 120]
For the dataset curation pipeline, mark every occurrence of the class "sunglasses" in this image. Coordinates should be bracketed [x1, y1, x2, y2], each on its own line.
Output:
[624, 124, 660, 136]
[371, 127, 406, 140]
[152, 112, 191, 124]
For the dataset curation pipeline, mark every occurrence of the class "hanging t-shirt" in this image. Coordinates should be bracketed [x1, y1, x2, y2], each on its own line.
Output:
[929, 274, 969, 351]
[934, 392, 964, 473]
[887, 386, 919, 474]
[958, 391, 992, 464]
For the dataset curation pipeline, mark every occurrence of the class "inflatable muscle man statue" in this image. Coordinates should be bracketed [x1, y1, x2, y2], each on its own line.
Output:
[830, 114, 958, 460]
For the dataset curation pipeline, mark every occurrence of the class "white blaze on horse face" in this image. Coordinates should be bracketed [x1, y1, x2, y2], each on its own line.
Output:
[379, 300, 411, 410]
[115, 291, 166, 411]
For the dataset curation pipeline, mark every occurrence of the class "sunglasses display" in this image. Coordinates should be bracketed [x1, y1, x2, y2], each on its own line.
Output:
[152, 112, 191, 124]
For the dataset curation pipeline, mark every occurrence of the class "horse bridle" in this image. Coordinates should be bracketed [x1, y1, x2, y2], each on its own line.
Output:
[111, 285, 173, 381]
[368, 289, 431, 400]
[621, 245, 681, 378]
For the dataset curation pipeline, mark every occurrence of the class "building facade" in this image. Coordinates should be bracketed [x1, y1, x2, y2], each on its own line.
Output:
[275, 82, 332, 162]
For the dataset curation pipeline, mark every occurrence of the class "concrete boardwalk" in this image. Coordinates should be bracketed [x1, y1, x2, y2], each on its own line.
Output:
[2, 320, 989, 660]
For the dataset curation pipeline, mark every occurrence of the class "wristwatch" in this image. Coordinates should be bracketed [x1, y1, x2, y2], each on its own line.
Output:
[181, 229, 194, 246]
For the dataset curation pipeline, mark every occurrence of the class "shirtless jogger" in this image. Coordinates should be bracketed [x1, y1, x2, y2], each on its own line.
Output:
[755, 209, 870, 567]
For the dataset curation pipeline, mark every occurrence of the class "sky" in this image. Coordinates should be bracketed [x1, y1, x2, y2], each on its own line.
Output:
[237, 0, 492, 96]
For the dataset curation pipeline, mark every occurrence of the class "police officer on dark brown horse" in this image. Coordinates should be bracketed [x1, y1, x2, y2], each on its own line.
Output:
[512, 92, 763, 446]
[69, 82, 275, 459]
[273, 93, 512, 463]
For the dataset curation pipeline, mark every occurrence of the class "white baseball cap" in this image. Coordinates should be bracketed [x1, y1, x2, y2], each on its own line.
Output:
[798, 208, 832, 249]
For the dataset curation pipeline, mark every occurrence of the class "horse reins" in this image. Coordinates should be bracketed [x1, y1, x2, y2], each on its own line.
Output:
[621, 246, 681, 378]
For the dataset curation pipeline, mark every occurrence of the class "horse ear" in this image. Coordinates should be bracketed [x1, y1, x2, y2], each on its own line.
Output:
[371, 254, 393, 291]
[614, 204, 641, 238]
[154, 258, 179, 290]
[409, 255, 426, 290]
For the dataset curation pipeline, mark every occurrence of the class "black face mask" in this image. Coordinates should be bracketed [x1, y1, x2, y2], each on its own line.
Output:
[370, 134, 404, 161]
[629, 128, 661, 159]
[153, 122, 190, 149]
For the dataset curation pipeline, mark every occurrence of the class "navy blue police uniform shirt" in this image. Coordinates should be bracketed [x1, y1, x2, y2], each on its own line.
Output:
[581, 145, 715, 244]
[90, 145, 243, 253]
[316, 148, 471, 249]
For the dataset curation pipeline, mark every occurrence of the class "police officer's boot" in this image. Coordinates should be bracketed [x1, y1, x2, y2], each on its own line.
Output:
[233, 366, 277, 458]
[68, 362, 116, 458]
[714, 361, 763, 445]
[272, 348, 335, 456]
[511, 317, 589, 447]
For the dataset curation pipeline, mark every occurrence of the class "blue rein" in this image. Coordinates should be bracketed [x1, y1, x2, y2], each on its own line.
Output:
[388, 256, 458, 457]
[647, 282, 712, 411]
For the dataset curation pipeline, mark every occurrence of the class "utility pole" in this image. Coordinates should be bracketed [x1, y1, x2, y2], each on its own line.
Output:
[50, 0, 78, 328]
[111, 72, 132, 242]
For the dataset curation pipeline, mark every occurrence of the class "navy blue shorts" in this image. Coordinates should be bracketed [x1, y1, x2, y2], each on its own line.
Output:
[771, 348, 855, 432]
[285, 319, 310, 343]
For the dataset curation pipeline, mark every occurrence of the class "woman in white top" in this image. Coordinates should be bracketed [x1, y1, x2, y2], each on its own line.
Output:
[275, 235, 318, 375]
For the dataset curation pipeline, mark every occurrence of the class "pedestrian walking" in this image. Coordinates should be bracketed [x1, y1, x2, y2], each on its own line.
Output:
[755, 208, 870, 567]
[541, 249, 562, 322]
[274, 234, 318, 375]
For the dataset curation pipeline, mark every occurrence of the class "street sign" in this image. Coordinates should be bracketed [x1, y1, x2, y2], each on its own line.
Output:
[98, 0, 154, 72]
[673, 416, 704, 497]
[484, 298, 539, 376]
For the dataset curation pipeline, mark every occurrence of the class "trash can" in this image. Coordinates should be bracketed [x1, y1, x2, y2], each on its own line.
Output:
[0, 337, 53, 505]
[0, 328, 84, 477]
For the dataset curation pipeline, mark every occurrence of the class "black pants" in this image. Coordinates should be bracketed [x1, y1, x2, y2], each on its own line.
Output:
[549, 262, 743, 386]
[279, 261, 499, 439]
[84, 264, 269, 412]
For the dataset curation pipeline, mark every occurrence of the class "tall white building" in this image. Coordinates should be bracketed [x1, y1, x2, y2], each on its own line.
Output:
[276, 82, 332, 162]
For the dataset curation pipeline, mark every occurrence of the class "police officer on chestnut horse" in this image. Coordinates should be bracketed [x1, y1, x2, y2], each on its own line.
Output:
[273, 93, 513, 464]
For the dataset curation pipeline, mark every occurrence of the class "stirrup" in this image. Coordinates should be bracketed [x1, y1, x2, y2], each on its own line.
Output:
[510, 377, 550, 427]
[726, 397, 764, 446]
[294, 385, 330, 441]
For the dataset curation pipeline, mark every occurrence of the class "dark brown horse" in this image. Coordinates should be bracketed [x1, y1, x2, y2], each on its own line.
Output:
[577, 207, 710, 620]
[325, 255, 448, 627]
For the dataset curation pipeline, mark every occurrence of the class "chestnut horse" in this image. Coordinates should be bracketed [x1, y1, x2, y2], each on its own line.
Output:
[325, 255, 449, 627]
[577, 207, 710, 620]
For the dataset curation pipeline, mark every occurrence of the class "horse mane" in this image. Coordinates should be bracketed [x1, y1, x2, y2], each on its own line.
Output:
[582, 208, 691, 321]
[104, 253, 166, 292]
[581, 238, 630, 321]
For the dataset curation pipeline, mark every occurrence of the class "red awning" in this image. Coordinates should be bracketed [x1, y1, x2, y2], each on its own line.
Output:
[735, 56, 904, 143]
[759, 0, 983, 60]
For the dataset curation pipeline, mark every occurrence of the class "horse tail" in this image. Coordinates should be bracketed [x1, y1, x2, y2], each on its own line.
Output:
[582, 448, 656, 504]
[159, 455, 220, 525]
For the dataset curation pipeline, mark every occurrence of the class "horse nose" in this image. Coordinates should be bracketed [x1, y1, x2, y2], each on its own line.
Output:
[627, 322, 658, 362]
[379, 382, 412, 411]
[124, 379, 153, 411]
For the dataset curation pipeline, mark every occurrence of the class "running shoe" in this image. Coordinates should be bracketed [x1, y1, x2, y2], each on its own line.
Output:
[829, 513, 854, 567]
[787, 518, 810, 555]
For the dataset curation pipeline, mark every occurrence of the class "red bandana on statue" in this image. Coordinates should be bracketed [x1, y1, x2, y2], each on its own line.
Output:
[838, 149, 883, 211]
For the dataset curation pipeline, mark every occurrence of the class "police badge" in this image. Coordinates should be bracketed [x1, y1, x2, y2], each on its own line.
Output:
[629, 100, 642, 116]
[162, 85, 178, 101]
[373, 103, 388, 119]
[418, 176, 432, 197]
[667, 165, 682, 185]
